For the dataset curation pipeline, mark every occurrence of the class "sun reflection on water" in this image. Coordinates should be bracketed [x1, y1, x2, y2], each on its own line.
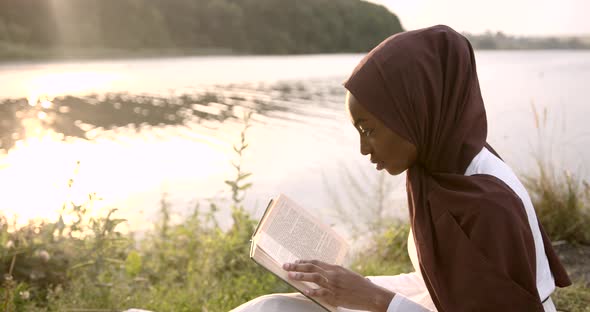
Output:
[0, 129, 82, 227]
[1, 92, 236, 230]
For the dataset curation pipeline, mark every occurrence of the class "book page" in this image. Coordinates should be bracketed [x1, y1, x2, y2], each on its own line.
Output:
[256, 194, 348, 266]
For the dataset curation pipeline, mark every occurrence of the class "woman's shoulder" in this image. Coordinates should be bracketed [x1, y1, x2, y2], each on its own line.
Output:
[432, 173, 529, 229]
[470, 173, 525, 212]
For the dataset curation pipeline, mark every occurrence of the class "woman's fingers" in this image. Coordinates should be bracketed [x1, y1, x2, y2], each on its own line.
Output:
[296, 259, 333, 270]
[283, 262, 324, 273]
[306, 287, 333, 298]
[283, 260, 335, 288]
[287, 271, 330, 287]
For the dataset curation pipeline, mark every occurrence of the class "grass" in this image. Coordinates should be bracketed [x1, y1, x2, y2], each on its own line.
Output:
[351, 222, 413, 277]
[523, 160, 590, 245]
[554, 283, 590, 312]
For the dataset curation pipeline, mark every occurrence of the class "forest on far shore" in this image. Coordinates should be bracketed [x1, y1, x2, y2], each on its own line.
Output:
[0, 0, 404, 60]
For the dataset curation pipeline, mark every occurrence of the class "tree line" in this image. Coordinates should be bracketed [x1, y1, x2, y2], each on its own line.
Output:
[0, 0, 404, 59]
[464, 31, 590, 50]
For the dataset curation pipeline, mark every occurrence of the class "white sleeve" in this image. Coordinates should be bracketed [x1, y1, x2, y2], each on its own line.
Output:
[369, 272, 435, 312]
[386, 293, 434, 312]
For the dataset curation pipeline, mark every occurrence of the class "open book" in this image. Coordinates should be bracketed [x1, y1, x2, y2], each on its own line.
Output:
[250, 194, 349, 312]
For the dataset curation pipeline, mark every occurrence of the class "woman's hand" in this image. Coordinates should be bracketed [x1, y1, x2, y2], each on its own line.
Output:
[283, 259, 395, 312]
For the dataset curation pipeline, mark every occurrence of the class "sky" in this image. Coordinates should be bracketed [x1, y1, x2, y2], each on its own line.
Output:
[369, 0, 590, 37]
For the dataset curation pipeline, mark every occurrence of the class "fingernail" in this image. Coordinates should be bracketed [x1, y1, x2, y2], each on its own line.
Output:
[283, 263, 290, 270]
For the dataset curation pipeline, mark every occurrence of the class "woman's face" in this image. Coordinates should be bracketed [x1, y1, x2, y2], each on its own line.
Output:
[345, 92, 417, 175]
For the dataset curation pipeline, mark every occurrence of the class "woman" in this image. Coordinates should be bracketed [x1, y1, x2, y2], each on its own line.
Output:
[231, 25, 571, 312]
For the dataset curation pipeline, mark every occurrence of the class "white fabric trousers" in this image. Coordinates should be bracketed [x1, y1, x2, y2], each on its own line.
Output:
[228, 273, 433, 312]
[229, 275, 557, 312]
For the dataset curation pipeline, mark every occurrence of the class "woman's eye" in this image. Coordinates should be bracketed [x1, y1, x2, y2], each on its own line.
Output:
[360, 128, 374, 137]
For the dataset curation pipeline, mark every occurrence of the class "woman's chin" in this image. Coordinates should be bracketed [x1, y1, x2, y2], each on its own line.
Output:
[385, 166, 403, 176]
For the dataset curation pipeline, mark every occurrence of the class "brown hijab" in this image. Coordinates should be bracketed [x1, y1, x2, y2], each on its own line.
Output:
[344, 25, 570, 311]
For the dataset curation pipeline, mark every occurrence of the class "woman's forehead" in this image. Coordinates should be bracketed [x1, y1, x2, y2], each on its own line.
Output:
[346, 91, 373, 123]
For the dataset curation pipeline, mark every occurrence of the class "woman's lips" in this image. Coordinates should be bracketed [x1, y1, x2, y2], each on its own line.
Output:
[371, 157, 385, 170]
[376, 161, 385, 170]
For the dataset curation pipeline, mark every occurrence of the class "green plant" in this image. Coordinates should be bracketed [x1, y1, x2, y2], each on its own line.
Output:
[225, 111, 253, 206]
[352, 222, 413, 277]
[524, 165, 590, 245]
[523, 103, 590, 245]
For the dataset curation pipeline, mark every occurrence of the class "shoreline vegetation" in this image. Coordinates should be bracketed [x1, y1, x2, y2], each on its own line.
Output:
[464, 32, 590, 50]
[0, 112, 589, 311]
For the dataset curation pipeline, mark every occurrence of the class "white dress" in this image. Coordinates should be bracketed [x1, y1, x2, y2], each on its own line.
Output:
[230, 148, 558, 312]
